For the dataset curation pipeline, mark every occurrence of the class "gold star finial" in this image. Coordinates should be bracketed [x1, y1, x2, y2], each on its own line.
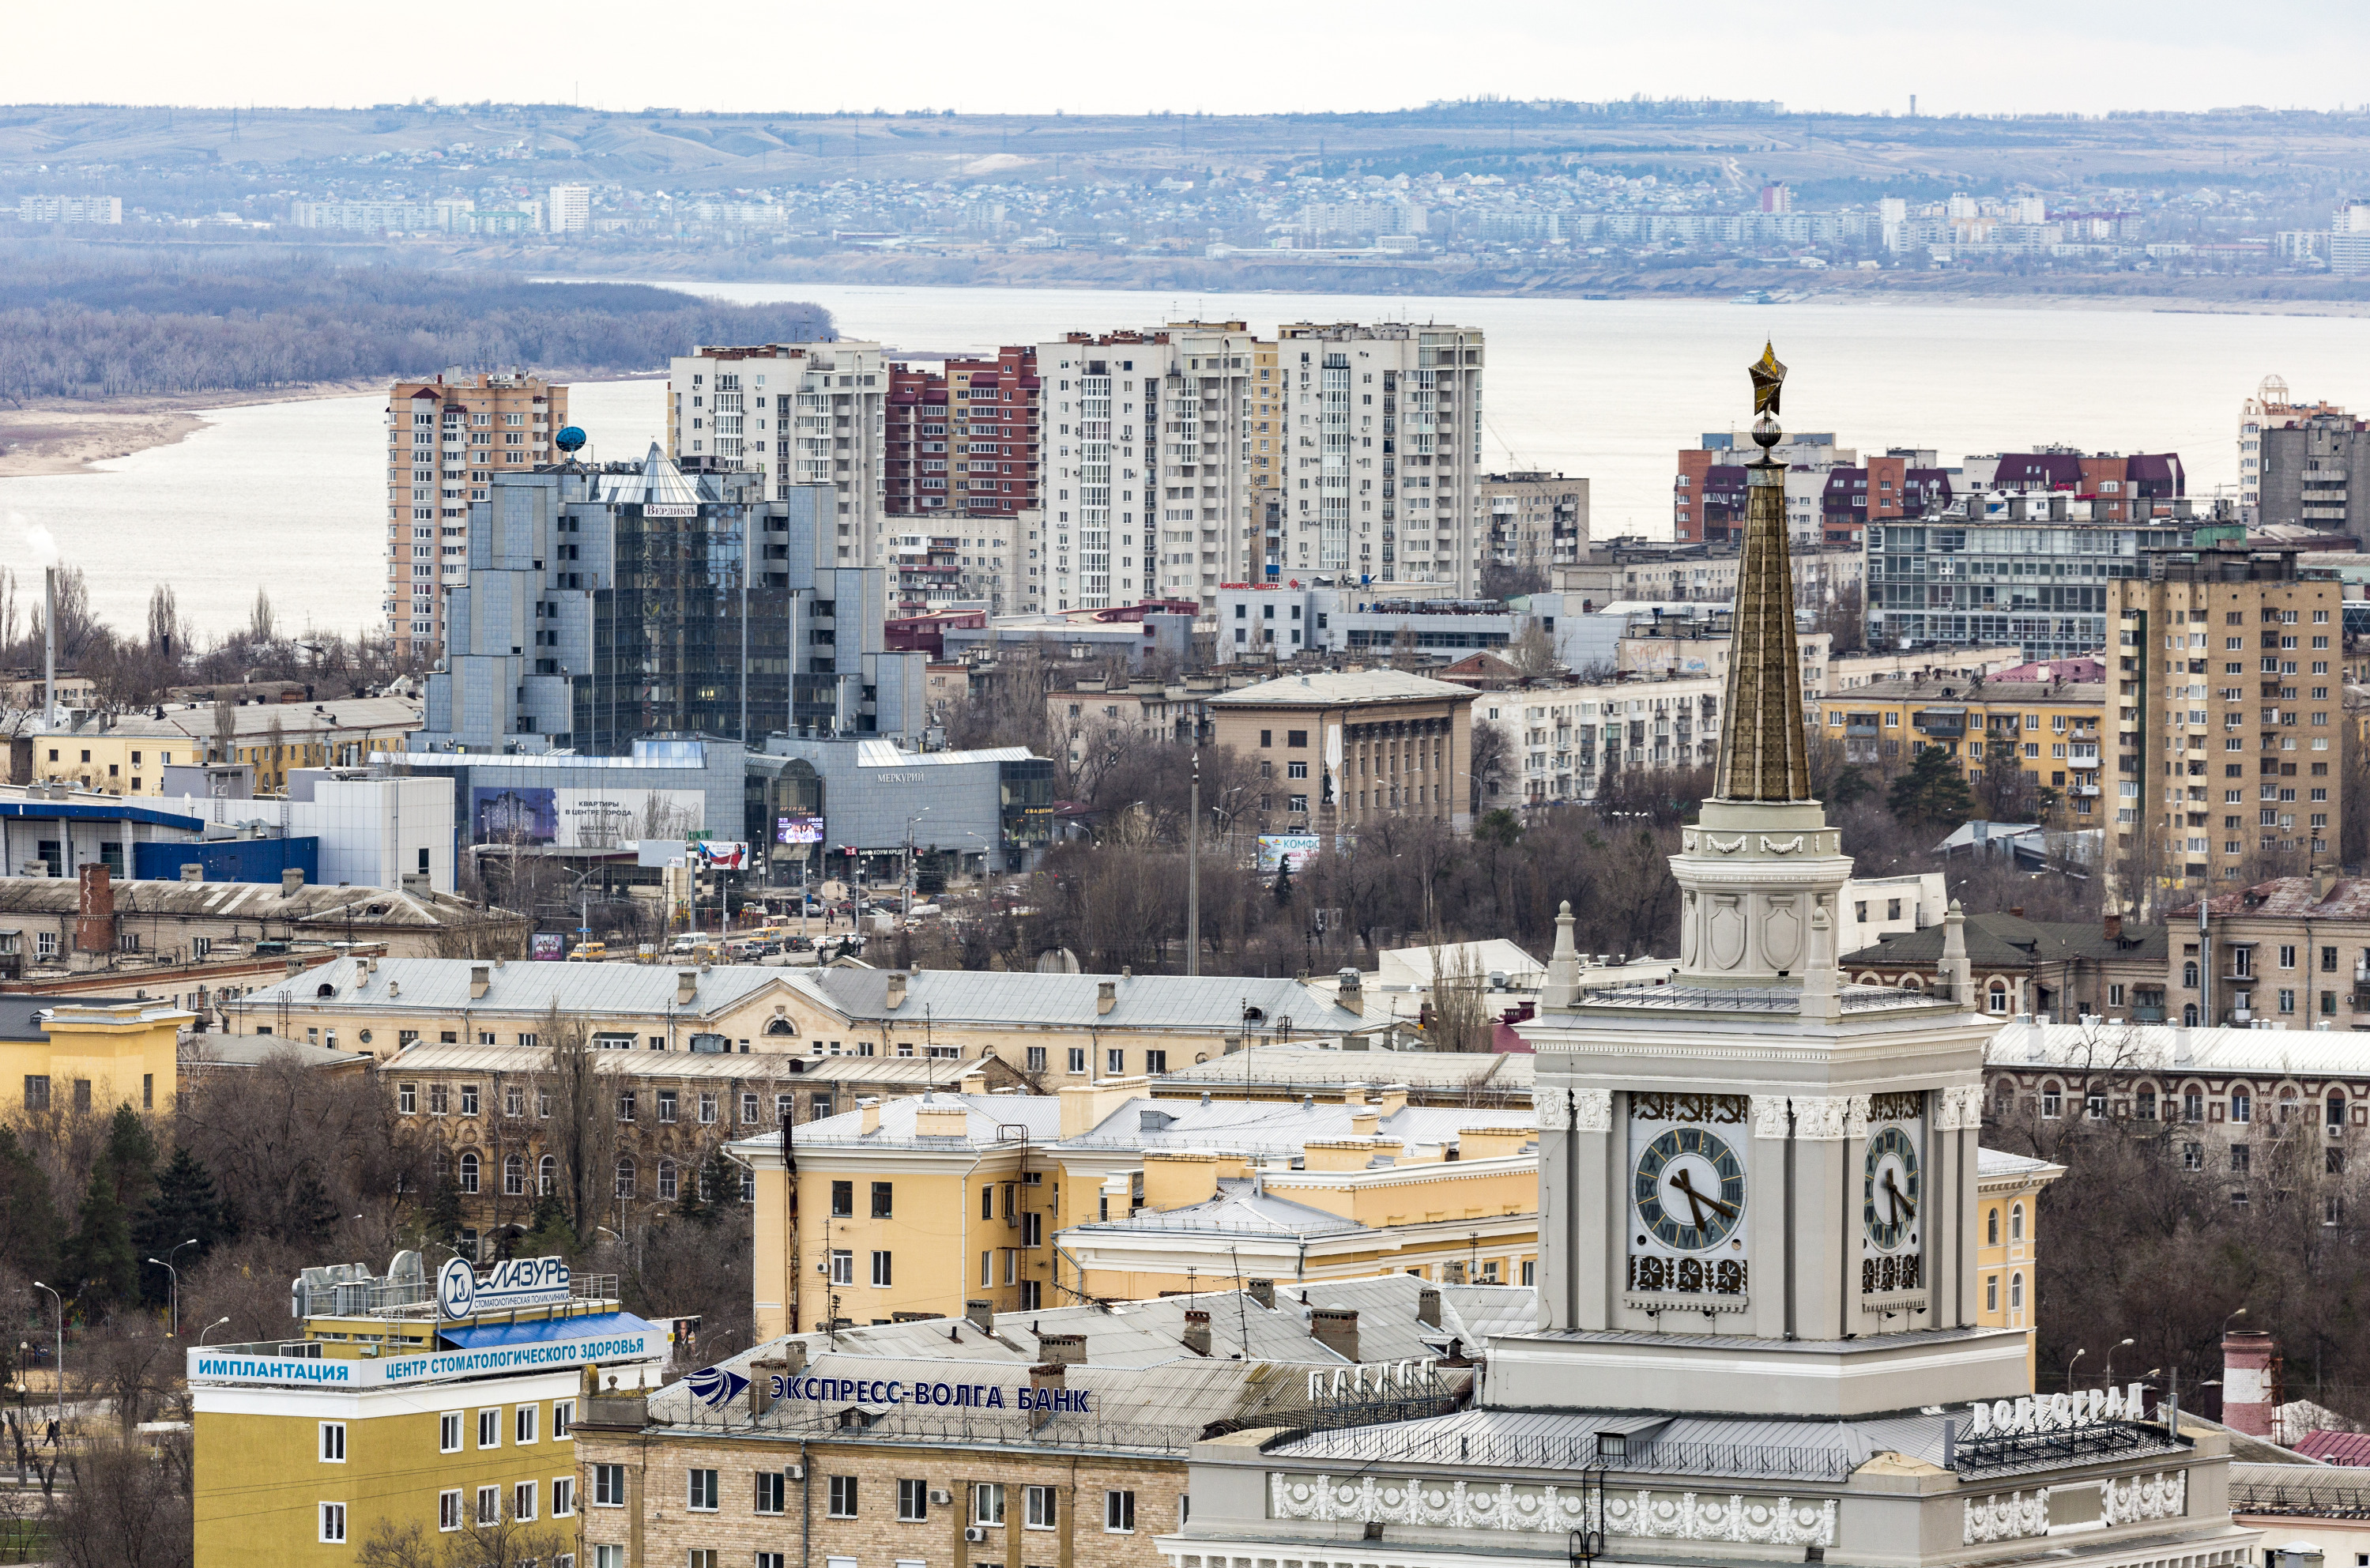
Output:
[1748, 341, 1786, 419]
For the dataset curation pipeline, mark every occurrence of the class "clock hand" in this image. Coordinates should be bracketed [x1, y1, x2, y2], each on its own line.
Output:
[1669, 1169, 1738, 1224]
[1882, 1169, 1916, 1223]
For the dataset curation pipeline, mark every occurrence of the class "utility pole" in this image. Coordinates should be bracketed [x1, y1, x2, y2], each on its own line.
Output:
[1187, 749, 1200, 976]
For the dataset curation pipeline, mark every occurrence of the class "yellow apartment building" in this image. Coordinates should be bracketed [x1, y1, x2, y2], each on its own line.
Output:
[25, 697, 422, 797]
[1812, 677, 2108, 824]
[188, 1250, 660, 1567]
[1973, 1145, 2065, 1389]
[733, 1077, 1536, 1340]
[1, 996, 190, 1115]
[237, 959, 1377, 1083]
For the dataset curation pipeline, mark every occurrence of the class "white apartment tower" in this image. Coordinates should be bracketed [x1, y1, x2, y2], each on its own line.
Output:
[1276, 322, 1486, 592]
[1038, 324, 1278, 611]
[667, 343, 888, 564]
[545, 184, 591, 233]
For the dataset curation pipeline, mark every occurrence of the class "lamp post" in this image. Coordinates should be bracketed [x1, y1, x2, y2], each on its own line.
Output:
[2101, 1336, 2136, 1389]
[902, 807, 933, 926]
[28, 1282, 61, 1437]
[147, 1238, 199, 1336]
[199, 1317, 232, 1346]
[2064, 1345, 2086, 1393]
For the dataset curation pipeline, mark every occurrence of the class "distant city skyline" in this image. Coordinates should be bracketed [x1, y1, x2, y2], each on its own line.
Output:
[10, 0, 2370, 120]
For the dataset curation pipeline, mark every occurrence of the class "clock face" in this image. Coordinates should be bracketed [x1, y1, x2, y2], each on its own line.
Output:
[1633, 1125, 1747, 1251]
[1863, 1125, 1921, 1253]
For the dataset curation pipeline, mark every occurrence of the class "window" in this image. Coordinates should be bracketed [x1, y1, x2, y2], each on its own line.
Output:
[899, 1479, 929, 1521]
[688, 1468, 719, 1511]
[872, 1181, 895, 1218]
[700, 1091, 718, 1124]
[514, 1479, 537, 1521]
[429, 1083, 450, 1114]
[831, 1180, 854, 1216]
[504, 1154, 526, 1196]
[597, 1551, 626, 1568]
[690, 1554, 718, 1568]
[2010, 1272, 2025, 1311]
[1105, 1491, 1136, 1532]
[478, 1408, 500, 1449]
[974, 1483, 1004, 1526]
[477, 1485, 500, 1525]
[756, 1471, 787, 1515]
[319, 1502, 347, 1544]
[657, 1089, 678, 1123]
[659, 1159, 679, 1200]
[830, 1250, 853, 1285]
[1026, 1486, 1057, 1528]
[439, 1489, 464, 1530]
[1986, 1208, 1999, 1245]
[759, 1557, 786, 1568]
[871, 1250, 893, 1287]
[2009, 1203, 2025, 1242]
[2233, 1090, 2254, 1124]
[505, 1084, 526, 1118]
[1106, 1047, 1125, 1075]
[742, 1091, 761, 1122]
[1068, 1047, 1086, 1073]
[2183, 1142, 2203, 1170]
[553, 1476, 575, 1517]
[618, 1091, 636, 1121]
[616, 1157, 635, 1198]
[458, 1150, 480, 1193]
[593, 1464, 628, 1507]
[515, 1404, 538, 1445]
[1027, 1046, 1047, 1072]
[539, 1155, 556, 1196]
[1985, 1275, 1999, 1312]
[553, 1400, 573, 1440]
[2232, 1144, 2251, 1174]
[1145, 1050, 1168, 1074]
[2039, 1084, 2062, 1118]
[829, 1476, 859, 1518]
[439, 1412, 463, 1453]
[319, 1422, 345, 1462]
[398, 1083, 417, 1114]
[460, 1083, 480, 1116]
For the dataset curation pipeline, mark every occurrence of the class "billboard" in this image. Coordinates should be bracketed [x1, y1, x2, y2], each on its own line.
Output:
[473, 787, 558, 844]
[471, 787, 703, 847]
[529, 933, 565, 961]
[1257, 835, 1321, 874]
[776, 815, 823, 845]
[688, 841, 749, 870]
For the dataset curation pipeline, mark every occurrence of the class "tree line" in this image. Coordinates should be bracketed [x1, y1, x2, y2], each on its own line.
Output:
[0, 243, 835, 401]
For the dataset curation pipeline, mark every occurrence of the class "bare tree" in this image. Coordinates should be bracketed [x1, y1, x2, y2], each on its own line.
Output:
[1506, 620, 1561, 678]
[356, 1501, 569, 1568]
[544, 1008, 619, 1242]
[247, 587, 277, 646]
[42, 1429, 192, 1568]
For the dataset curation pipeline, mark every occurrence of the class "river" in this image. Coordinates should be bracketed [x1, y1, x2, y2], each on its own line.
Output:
[10, 282, 2370, 639]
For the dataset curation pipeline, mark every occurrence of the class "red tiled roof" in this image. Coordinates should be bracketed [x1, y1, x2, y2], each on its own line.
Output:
[2290, 1429, 2370, 1465]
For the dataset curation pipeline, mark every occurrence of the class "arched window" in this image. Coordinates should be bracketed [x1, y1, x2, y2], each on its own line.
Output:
[1901, 974, 1924, 992]
[615, 1157, 636, 1200]
[657, 1159, 679, 1202]
[2232, 1088, 2254, 1125]
[2039, 1081, 2063, 1118]
[2278, 1087, 2300, 1122]
[2183, 960, 2200, 989]
[2330, 1093, 2348, 1131]
[1994, 1080, 2014, 1118]
[1987, 1207, 2000, 1245]
[1987, 982, 2010, 1016]
[2010, 1271, 2025, 1312]
[503, 1155, 525, 1197]
[537, 1155, 556, 1196]
[2183, 1003, 2199, 1027]
[765, 1016, 797, 1036]
[2010, 1202, 2026, 1242]
[458, 1150, 480, 1195]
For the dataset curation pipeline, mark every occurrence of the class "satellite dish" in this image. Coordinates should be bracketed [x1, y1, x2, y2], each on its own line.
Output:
[554, 425, 587, 454]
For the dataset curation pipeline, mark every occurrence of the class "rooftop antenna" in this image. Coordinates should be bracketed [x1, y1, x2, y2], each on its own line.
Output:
[1228, 1245, 1253, 1355]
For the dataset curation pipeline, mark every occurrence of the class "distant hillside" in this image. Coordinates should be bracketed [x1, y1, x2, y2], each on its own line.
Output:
[0, 247, 832, 401]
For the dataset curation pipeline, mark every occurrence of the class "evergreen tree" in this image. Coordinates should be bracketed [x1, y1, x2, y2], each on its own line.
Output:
[0, 1125, 62, 1283]
[66, 1156, 139, 1311]
[1886, 745, 1978, 831]
[134, 1147, 230, 1308]
[1272, 857, 1294, 907]
[521, 1188, 579, 1257]
[283, 1165, 343, 1252]
[424, 1174, 465, 1246]
[103, 1104, 158, 1208]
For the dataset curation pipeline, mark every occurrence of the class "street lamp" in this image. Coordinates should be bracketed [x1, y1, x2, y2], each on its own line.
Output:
[2101, 1336, 2137, 1389]
[902, 807, 933, 926]
[28, 1281, 61, 1436]
[2064, 1345, 2086, 1393]
[199, 1317, 232, 1346]
[148, 1238, 198, 1336]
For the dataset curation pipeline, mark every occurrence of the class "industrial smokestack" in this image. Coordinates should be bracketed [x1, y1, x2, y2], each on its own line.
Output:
[44, 564, 58, 728]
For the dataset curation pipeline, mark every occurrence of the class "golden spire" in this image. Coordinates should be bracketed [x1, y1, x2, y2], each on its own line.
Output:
[1712, 343, 1812, 803]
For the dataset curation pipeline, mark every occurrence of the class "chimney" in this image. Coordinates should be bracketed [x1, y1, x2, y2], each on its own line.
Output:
[676, 968, 698, 1005]
[1027, 1362, 1067, 1427]
[1181, 1310, 1212, 1356]
[886, 971, 908, 1009]
[780, 1340, 808, 1378]
[1342, 1081, 1368, 1107]
[469, 964, 491, 1000]
[179, 863, 204, 884]
[281, 867, 305, 898]
[1034, 1332, 1086, 1366]
[2103, 911, 2123, 943]
[1246, 1278, 1275, 1310]
[1096, 979, 1116, 1016]
[1349, 1108, 1381, 1138]
[73, 864, 114, 954]
[2222, 1328, 2280, 1438]
[2315, 865, 2338, 903]
[1417, 1287, 1441, 1328]
[858, 1098, 882, 1136]
[1376, 1084, 1410, 1118]
[965, 1299, 994, 1332]
[1309, 1307, 1359, 1363]
[1336, 967, 1362, 1008]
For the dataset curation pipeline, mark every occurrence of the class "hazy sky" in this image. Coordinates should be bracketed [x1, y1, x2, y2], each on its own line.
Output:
[11, 0, 2369, 118]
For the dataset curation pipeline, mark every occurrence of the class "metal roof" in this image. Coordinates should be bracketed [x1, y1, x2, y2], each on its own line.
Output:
[1155, 1045, 1535, 1096]
[1066, 1095, 1534, 1155]
[1988, 1017, 2370, 1080]
[851, 740, 1034, 767]
[1067, 1182, 1366, 1239]
[808, 968, 1370, 1035]
[0, 879, 502, 929]
[1208, 669, 1479, 707]
[755, 1091, 1064, 1151]
[384, 1042, 812, 1080]
[240, 955, 799, 1019]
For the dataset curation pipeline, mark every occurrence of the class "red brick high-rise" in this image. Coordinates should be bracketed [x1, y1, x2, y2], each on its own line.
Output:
[884, 346, 1041, 612]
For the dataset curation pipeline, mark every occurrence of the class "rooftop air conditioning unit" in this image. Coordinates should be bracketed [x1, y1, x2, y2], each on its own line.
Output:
[964, 1527, 988, 1543]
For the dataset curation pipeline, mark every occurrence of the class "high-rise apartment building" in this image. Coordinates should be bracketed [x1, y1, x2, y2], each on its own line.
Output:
[883, 347, 1042, 612]
[667, 343, 888, 563]
[545, 183, 590, 233]
[1275, 322, 1485, 591]
[2108, 545, 2344, 908]
[384, 371, 566, 657]
[2250, 403, 2370, 539]
[1480, 471, 1590, 575]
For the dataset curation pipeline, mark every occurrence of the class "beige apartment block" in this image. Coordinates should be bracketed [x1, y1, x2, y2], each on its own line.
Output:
[1480, 470, 1589, 575]
[1204, 668, 1476, 836]
[387, 372, 567, 657]
[669, 343, 889, 564]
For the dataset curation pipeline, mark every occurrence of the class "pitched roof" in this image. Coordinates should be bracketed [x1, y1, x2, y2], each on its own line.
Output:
[1988, 1018, 2370, 1079]
[239, 954, 797, 1020]
[0, 879, 508, 931]
[2172, 875, 2370, 922]
[1065, 1095, 1533, 1155]
[1841, 911, 2166, 970]
[1207, 669, 1479, 707]
[806, 967, 1370, 1035]
[755, 1091, 1064, 1151]
[1154, 1044, 1535, 1099]
[1064, 1180, 1365, 1239]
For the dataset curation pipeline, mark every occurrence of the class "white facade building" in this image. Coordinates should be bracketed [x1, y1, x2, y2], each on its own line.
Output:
[667, 344, 888, 563]
[1275, 322, 1486, 593]
[545, 184, 591, 233]
[20, 194, 123, 224]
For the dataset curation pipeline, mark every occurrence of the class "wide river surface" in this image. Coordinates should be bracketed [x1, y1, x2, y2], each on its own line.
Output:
[10, 281, 2370, 638]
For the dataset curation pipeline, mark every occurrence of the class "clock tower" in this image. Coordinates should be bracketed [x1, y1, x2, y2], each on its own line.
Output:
[1505, 345, 2020, 1419]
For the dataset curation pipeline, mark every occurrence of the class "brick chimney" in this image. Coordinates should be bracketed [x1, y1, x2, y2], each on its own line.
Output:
[1034, 1331, 1086, 1366]
[1417, 1287, 1441, 1328]
[965, 1299, 994, 1331]
[469, 963, 491, 1000]
[2222, 1327, 2281, 1437]
[676, 968, 699, 1005]
[73, 864, 114, 953]
[1309, 1307, 1359, 1362]
[281, 867, 306, 898]
[1096, 979, 1116, 1016]
[2103, 911, 2122, 943]
[1246, 1278, 1275, 1309]
[886, 971, 908, 1010]
[1181, 1310, 1212, 1356]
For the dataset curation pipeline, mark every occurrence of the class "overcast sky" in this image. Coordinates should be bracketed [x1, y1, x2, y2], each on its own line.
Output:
[10, 1, 2368, 119]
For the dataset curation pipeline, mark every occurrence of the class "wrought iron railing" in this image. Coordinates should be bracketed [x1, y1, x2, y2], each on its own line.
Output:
[1951, 1419, 2173, 1475]
[1277, 1427, 1858, 1481]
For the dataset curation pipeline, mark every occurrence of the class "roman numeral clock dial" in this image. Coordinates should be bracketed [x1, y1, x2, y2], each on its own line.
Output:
[1626, 1094, 1750, 1304]
[1861, 1095, 1927, 1300]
